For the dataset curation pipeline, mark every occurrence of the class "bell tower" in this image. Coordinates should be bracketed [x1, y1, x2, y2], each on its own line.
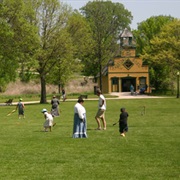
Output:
[120, 28, 136, 57]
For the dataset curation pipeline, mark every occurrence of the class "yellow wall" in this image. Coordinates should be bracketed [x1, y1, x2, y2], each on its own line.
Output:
[99, 49, 149, 94]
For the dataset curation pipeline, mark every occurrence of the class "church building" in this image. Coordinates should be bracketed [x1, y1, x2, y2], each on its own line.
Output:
[99, 28, 149, 94]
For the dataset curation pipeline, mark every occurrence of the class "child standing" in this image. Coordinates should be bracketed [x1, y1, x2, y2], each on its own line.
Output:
[119, 107, 129, 137]
[16, 98, 25, 119]
[41, 109, 55, 132]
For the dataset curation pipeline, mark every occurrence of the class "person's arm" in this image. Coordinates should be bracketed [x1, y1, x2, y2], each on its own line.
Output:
[77, 106, 85, 121]
[118, 114, 121, 122]
[100, 99, 104, 107]
[100, 95, 105, 107]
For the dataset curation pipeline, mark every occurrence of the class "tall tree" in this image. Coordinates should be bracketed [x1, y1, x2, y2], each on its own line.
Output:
[28, 0, 75, 103]
[46, 10, 94, 93]
[81, 0, 132, 89]
[142, 19, 180, 91]
[80, 0, 132, 91]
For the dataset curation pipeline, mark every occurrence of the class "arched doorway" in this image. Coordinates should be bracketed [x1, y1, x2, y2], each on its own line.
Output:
[121, 77, 136, 92]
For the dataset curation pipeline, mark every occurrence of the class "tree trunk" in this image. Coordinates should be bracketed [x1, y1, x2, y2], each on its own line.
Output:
[99, 64, 102, 91]
[40, 75, 47, 104]
[58, 83, 61, 94]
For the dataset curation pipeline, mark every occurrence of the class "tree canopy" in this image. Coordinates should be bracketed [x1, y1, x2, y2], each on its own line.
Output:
[0, 0, 38, 91]
[142, 19, 180, 90]
[133, 15, 175, 56]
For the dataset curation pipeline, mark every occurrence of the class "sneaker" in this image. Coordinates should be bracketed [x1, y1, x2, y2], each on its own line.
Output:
[95, 127, 101, 130]
[120, 133, 125, 137]
[103, 128, 106, 130]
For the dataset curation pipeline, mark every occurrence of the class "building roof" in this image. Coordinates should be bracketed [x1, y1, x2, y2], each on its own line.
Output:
[120, 28, 133, 38]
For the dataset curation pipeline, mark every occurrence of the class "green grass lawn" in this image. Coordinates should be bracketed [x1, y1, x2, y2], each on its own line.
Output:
[0, 93, 117, 103]
[0, 98, 179, 180]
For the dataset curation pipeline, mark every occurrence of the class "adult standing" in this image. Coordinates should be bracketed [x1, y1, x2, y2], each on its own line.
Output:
[130, 84, 134, 95]
[73, 97, 87, 138]
[62, 89, 66, 102]
[51, 95, 60, 117]
[95, 89, 106, 130]
[16, 98, 25, 119]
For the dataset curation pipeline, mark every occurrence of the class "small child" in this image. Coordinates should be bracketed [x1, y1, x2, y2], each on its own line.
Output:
[41, 109, 55, 132]
[16, 98, 25, 119]
[119, 107, 129, 137]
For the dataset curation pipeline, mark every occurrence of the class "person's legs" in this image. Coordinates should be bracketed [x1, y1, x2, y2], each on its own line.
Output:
[95, 110, 106, 130]
[101, 113, 106, 130]
[95, 117, 101, 129]
[95, 110, 102, 129]
[120, 123, 125, 136]
[123, 125, 128, 135]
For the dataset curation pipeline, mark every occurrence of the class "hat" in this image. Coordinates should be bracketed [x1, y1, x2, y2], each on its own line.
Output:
[19, 98, 23, 101]
[41, 109, 47, 113]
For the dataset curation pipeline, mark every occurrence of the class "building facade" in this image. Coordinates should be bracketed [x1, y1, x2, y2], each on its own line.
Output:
[99, 28, 149, 94]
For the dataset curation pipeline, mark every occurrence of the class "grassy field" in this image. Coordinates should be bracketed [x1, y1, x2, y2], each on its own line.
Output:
[0, 98, 179, 180]
[0, 93, 117, 103]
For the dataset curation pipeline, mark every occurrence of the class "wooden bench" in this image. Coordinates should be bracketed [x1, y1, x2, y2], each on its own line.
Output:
[5, 99, 13, 105]
[79, 95, 88, 99]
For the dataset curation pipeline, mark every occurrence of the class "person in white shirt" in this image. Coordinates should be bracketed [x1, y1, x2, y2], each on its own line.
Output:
[41, 109, 55, 132]
[95, 89, 106, 130]
[73, 97, 87, 138]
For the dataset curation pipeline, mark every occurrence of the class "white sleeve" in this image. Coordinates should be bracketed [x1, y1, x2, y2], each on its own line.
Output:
[75, 103, 85, 119]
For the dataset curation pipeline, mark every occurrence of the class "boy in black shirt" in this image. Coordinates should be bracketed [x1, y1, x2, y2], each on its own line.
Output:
[119, 107, 129, 137]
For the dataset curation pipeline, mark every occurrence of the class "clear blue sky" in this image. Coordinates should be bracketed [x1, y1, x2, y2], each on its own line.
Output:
[61, 0, 180, 30]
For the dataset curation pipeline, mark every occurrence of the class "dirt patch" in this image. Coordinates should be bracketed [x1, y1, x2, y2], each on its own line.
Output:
[2, 78, 98, 95]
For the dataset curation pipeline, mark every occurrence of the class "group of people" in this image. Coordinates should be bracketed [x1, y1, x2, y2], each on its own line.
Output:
[15, 88, 128, 138]
[15, 90, 64, 132]
[130, 84, 148, 95]
[72, 89, 129, 138]
[41, 94, 61, 132]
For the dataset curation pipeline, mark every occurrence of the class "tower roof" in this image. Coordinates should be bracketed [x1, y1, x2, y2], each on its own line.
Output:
[120, 28, 133, 38]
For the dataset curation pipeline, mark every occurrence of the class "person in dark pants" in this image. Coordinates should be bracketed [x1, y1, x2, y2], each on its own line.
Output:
[62, 89, 66, 102]
[51, 95, 60, 117]
[119, 107, 129, 137]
